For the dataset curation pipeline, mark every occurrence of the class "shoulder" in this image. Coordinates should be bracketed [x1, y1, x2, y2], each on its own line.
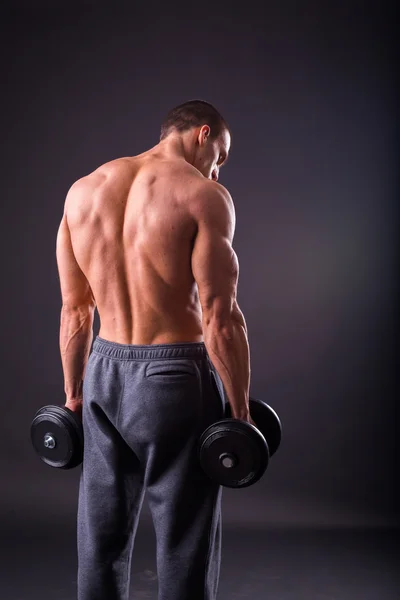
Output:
[190, 180, 235, 220]
[188, 180, 236, 242]
[65, 158, 133, 206]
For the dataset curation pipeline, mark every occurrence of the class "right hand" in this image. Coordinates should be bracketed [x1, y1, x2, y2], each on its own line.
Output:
[232, 409, 256, 428]
[246, 415, 257, 428]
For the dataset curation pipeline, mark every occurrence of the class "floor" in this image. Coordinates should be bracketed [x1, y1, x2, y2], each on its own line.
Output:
[2, 521, 398, 599]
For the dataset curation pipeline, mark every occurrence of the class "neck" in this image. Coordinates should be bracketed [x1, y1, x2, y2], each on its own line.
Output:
[157, 133, 196, 166]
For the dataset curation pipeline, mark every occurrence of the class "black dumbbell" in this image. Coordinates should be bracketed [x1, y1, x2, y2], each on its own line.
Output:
[199, 397, 282, 488]
[30, 405, 84, 469]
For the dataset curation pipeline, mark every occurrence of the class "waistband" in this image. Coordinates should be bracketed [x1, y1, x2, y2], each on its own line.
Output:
[92, 336, 208, 361]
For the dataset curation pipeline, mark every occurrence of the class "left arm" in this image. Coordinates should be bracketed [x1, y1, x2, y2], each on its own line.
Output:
[56, 203, 96, 410]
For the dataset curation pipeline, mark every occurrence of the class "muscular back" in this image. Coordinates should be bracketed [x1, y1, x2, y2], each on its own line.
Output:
[65, 153, 237, 345]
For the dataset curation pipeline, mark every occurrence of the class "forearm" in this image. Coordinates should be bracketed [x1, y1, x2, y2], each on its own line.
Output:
[203, 314, 251, 419]
[59, 305, 95, 401]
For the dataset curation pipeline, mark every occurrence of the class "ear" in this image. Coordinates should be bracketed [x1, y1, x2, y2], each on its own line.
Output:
[198, 124, 211, 146]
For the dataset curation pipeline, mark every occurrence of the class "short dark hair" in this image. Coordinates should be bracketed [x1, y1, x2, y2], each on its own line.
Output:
[160, 100, 230, 141]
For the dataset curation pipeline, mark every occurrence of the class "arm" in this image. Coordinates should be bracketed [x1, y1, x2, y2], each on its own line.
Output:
[56, 193, 96, 410]
[191, 183, 251, 419]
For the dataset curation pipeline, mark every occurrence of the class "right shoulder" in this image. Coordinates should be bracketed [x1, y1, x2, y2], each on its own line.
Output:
[190, 180, 234, 216]
[192, 178, 234, 215]
[189, 180, 236, 241]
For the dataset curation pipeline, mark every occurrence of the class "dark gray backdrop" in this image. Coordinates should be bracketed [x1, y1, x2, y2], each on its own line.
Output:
[0, 0, 397, 532]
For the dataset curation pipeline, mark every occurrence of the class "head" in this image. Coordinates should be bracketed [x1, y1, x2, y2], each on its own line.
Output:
[159, 100, 231, 181]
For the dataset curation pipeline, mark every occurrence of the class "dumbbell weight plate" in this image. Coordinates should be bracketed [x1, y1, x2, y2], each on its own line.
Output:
[225, 397, 282, 457]
[199, 419, 270, 488]
[30, 405, 84, 469]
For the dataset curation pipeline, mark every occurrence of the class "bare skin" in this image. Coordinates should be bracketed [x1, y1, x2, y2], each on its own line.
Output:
[67, 154, 207, 345]
[57, 125, 253, 424]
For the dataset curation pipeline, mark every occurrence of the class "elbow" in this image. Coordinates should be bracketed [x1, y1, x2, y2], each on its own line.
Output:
[202, 311, 235, 338]
[201, 297, 246, 336]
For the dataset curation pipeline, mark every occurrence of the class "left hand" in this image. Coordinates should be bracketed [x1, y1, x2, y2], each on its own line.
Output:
[65, 398, 83, 419]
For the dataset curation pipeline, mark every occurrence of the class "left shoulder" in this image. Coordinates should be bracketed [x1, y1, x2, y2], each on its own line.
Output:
[63, 171, 103, 216]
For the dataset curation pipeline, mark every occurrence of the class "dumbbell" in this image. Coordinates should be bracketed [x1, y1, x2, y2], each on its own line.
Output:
[199, 397, 282, 488]
[31, 396, 282, 486]
[30, 405, 84, 469]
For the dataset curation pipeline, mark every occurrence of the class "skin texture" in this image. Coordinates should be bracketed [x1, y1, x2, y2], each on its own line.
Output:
[56, 124, 253, 423]
[57, 126, 228, 402]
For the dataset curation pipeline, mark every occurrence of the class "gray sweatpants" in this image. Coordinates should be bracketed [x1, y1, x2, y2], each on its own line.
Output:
[77, 336, 225, 600]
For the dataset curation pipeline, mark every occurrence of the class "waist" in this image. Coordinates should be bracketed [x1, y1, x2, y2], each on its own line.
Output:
[93, 335, 208, 361]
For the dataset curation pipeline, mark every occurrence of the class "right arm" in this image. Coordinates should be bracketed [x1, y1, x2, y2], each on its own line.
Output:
[191, 182, 251, 420]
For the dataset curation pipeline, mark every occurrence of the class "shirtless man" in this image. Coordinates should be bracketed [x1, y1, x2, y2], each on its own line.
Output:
[56, 100, 251, 600]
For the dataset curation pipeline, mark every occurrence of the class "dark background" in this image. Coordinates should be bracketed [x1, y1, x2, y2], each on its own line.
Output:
[0, 0, 398, 539]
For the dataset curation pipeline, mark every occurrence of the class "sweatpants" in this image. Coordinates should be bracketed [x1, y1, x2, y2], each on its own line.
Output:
[77, 336, 225, 600]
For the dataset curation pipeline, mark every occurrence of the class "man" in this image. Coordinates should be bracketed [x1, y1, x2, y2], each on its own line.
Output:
[56, 100, 252, 600]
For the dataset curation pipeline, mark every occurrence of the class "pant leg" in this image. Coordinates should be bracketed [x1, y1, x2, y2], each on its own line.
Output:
[148, 447, 222, 600]
[118, 354, 225, 600]
[77, 353, 146, 600]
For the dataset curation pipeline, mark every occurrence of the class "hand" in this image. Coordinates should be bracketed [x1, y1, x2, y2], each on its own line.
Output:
[245, 415, 257, 428]
[65, 398, 83, 418]
[231, 409, 257, 429]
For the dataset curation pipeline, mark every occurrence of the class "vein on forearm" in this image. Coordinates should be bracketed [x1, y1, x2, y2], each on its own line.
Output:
[60, 306, 94, 401]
